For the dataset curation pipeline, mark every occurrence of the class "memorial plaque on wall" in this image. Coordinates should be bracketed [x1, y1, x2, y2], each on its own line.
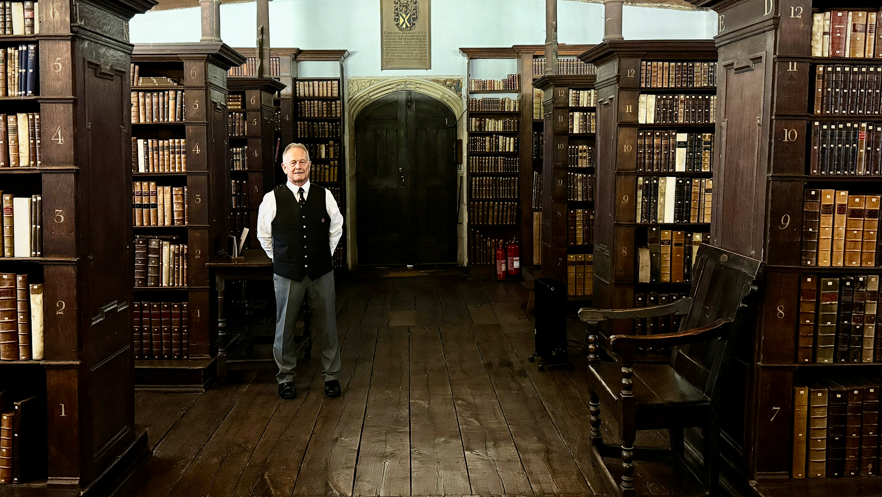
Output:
[381, 0, 431, 70]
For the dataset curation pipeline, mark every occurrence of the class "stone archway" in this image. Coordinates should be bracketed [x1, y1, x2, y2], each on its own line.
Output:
[344, 76, 467, 268]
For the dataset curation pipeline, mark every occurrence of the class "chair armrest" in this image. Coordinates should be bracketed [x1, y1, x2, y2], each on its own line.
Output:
[578, 297, 692, 323]
[609, 318, 731, 354]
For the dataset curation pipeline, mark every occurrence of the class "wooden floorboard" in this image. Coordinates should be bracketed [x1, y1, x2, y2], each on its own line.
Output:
[119, 273, 706, 497]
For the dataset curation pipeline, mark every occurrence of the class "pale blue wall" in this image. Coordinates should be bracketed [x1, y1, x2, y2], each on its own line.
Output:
[130, 0, 717, 78]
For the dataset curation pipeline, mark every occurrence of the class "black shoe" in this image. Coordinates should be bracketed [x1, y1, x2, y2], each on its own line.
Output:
[324, 379, 341, 398]
[278, 382, 297, 399]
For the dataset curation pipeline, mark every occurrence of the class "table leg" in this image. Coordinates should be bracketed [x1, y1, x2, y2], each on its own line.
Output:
[216, 274, 227, 383]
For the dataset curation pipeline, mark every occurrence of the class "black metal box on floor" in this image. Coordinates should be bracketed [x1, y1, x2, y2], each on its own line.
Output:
[529, 278, 572, 370]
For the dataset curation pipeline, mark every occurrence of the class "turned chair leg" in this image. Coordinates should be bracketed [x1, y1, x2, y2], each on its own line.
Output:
[589, 390, 603, 445]
[620, 437, 636, 497]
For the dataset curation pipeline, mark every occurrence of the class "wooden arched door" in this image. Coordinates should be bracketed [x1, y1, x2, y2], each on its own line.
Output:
[355, 91, 457, 266]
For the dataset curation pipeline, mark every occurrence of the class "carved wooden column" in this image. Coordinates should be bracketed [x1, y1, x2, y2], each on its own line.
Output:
[603, 0, 624, 41]
[545, 0, 558, 75]
[200, 0, 222, 42]
[256, 0, 271, 78]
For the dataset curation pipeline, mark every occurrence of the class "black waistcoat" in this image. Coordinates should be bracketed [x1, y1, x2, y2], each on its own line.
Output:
[272, 184, 334, 281]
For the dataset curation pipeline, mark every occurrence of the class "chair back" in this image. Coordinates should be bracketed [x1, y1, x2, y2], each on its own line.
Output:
[672, 244, 762, 405]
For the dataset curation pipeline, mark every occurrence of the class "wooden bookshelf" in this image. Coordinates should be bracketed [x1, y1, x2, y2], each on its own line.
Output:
[581, 41, 717, 336]
[226, 77, 286, 249]
[680, 0, 882, 494]
[294, 50, 349, 270]
[0, 0, 155, 492]
[131, 43, 245, 391]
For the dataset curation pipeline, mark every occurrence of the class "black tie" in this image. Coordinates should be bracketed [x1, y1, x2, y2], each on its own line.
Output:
[298, 187, 305, 207]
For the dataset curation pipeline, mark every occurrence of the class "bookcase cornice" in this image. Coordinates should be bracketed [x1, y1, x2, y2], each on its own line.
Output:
[133, 42, 246, 69]
[579, 40, 718, 64]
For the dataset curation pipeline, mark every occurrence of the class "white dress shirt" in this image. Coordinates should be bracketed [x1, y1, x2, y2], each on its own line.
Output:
[257, 180, 344, 260]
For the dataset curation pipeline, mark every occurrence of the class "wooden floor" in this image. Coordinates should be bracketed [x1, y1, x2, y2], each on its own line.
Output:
[115, 274, 694, 497]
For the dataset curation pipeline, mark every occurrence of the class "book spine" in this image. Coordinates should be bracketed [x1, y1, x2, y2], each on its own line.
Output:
[864, 275, 879, 363]
[817, 277, 840, 363]
[802, 189, 822, 265]
[0, 412, 12, 483]
[15, 273, 28, 360]
[798, 275, 817, 364]
[793, 383, 809, 478]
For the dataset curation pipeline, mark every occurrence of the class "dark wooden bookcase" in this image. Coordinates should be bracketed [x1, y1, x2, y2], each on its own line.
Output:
[534, 73, 597, 301]
[581, 41, 717, 335]
[226, 77, 286, 248]
[683, 0, 882, 494]
[130, 43, 245, 391]
[0, 0, 155, 492]
[293, 50, 349, 270]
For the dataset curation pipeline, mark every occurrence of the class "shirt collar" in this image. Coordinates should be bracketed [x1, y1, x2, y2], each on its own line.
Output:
[287, 180, 311, 198]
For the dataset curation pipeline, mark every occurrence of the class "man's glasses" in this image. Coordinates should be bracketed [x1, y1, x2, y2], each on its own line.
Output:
[286, 160, 310, 167]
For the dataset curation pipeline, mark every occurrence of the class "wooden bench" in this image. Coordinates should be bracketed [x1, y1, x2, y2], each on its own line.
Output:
[577, 244, 762, 497]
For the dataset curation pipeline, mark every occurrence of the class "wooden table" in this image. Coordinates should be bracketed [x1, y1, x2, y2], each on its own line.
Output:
[207, 249, 311, 383]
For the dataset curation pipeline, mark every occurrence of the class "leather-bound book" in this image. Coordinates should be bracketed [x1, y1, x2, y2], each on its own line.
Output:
[807, 381, 829, 478]
[802, 189, 821, 266]
[819, 190, 836, 266]
[798, 275, 817, 364]
[146, 238, 160, 287]
[132, 301, 141, 359]
[832, 190, 849, 266]
[671, 231, 685, 283]
[846, 195, 866, 267]
[660, 229, 672, 283]
[817, 277, 840, 363]
[140, 302, 150, 359]
[793, 382, 809, 478]
[0, 114, 6, 168]
[850, 275, 868, 362]
[160, 302, 171, 359]
[814, 67, 825, 115]
[836, 275, 855, 363]
[850, 11, 868, 58]
[132, 181, 141, 227]
[863, 196, 880, 266]
[171, 303, 182, 359]
[134, 237, 147, 288]
[0, 411, 12, 483]
[7, 114, 17, 167]
[182, 302, 189, 358]
[12, 394, 44, 483]
[567, 255, 576, 297]
[864, 275, 879, 363]
[853, 376, 879, 476]
[0, 273, 16, 361]
[832, 376, 863, 476]
[15, 273, 28, 360]
[28, 283, 41, 360]
[830, 11, 848, 57]
[811, 121, 821, 174]
[819, 377, 847, 478]
[150, 302, 161, 359]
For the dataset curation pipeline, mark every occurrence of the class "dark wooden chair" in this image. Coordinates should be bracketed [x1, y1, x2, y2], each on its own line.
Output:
[578, 244, 762, 497]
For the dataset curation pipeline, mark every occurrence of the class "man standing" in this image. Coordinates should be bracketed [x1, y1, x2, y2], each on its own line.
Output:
[257, 143, 343, 399]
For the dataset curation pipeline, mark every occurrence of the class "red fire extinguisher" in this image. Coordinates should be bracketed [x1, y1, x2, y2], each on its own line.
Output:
[496, 245, 507, 280]
[507, 237, 520, 277]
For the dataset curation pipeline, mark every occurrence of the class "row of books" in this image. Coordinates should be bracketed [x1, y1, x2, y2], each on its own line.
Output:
[792, 375, 882, 479]
[132, 301, 190, 360]
[532, 172, 542, 210]
[0, 393, 45, 484]
[469, 75, 518, 91]
[295, 80, 339, 98]
[637, 131, 714, 173]
[470, 176, 517, 200]
[568, 254, 594, 298]
[799, 274, 882, 365]
[639, 61, 717, 89]
[0, 273, 41, 361]
[309, 164, 340, 183]
[468, 230, 505, 265]
[231, 211, 250, 242]
[326, 186, 342, 205]
[468, 97, 519, 112]
[0, 113, 39, 168]
[468, 117, 517, 132]
[810, 121, 882, 176]
[801, 190, 880, 267]
[304, 142, 339, 159]
[0, 44, 36, 97]
[532, 88, 545, 120]
[297, 101, 341, 118]
[637, 229, 705, 284]
[231, 146, 247, 171]
[637, 94, 717, 125]
[532, 131, 544, 160]
[633, 291, 690, 335]
[532, 58, 595, 77]
[132, 138, 187, 173]
[131, 90, 185, 124]
[228, 112, 246, 136]
[130, 64, 181, 88]
[568, 209, 594, 247]
[296, 121, 341, 138]
[468, 135, 517, 153]
[134, 237, 189, 288]
[811, 10, 882, 59]
[569, 89, 596, 108]
[569, 111, 596, 134]
[636, 176, 713, 225]
[333, 244, 343, 266]
[468, 156, 518, 174]
[0, 2, 37, 36]
[568, 144, 594, 168]
[813, 65, 882, 116]
[227, 57, 282, 78]
[468, 201, 516, 225]
[0, 194, 40, 258]
[568, 172, 594, 202]
[230, 180, 248, 210]
[132, 183, 187, 227]
[227, 94, 244, 110]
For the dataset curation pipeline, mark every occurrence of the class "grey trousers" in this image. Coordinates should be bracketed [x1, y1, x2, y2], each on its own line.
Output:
[273, 270, 341, 384]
